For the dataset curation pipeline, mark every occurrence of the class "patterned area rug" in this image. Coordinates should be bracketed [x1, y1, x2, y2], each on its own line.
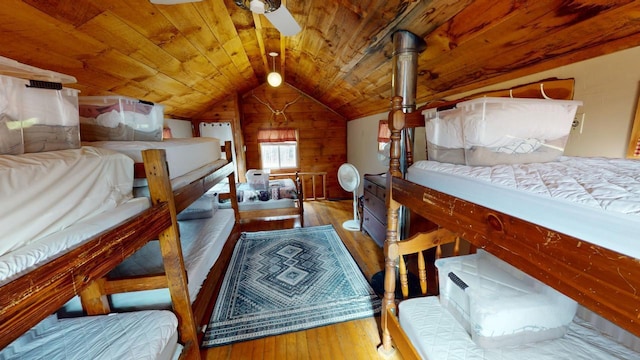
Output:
[202, 225, 381, 347]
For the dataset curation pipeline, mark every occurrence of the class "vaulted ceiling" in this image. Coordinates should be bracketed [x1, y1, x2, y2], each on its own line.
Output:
[1, 0, 639, 120]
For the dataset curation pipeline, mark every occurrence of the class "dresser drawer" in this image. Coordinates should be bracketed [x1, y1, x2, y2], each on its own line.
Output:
[364, 179, 378, 195]
[363, 190, 386, 224]
[362, 208, 386, 247]
[376, 185, 387, 201]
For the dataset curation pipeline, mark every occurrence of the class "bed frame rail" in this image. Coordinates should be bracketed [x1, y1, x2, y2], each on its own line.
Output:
[393, 176, 640, 336]
[0, 203, 171, 349]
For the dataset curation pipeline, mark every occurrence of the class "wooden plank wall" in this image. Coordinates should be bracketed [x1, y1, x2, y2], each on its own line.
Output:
[195, 83, 350, 199]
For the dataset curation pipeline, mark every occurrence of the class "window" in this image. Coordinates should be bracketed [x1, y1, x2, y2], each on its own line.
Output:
[378, 120, 391, 152]
[257, 129, 299, 170]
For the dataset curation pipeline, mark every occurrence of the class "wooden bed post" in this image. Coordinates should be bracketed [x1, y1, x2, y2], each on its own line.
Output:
[225, 141, 241, 221]
[379, 96, 406, 355]
[142, 149, 201, 360]
[295, 171, 305, 227]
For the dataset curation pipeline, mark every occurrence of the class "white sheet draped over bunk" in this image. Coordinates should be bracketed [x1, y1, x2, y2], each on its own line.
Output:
[407, 156, 640, 258]
[0, 147, 135, 257]
[0, 197, 149, 286]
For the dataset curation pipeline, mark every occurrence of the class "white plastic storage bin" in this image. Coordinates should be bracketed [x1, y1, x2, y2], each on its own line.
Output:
[458, 97, 582, 166]
[246, 169, 270, 190]
[435, 250, 577, 348]
[0, 74, 80, 154]
[423, 107, 466, 164]
[79, 95, 164, 141]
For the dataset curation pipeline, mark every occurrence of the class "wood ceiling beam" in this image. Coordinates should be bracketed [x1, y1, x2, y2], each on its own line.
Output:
[280, 30, 286, 80]
[253, 12, 270, 75]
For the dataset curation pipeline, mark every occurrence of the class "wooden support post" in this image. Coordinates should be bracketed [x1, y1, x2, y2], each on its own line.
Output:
[379, 96, 406, 355]
[79, 278, 110, 315]
[142, 149, 201, 360]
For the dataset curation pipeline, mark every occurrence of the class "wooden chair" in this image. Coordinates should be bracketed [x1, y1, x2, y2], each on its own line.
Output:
[380, 228, 461, 359]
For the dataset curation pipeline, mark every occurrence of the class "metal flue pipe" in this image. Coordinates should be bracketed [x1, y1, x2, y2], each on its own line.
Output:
[391, 30, 427, 114]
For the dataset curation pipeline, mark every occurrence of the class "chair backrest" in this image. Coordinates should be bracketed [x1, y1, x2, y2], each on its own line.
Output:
[396, 228, 461, 299]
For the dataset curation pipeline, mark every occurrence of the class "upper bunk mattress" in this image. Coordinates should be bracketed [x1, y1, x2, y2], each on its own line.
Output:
[0, 147, 135, 258]
[1, 310, 179, 360]
[407, 157, 640, 259]
[85, 137, 222, 181]
[0, 197, 149, 286]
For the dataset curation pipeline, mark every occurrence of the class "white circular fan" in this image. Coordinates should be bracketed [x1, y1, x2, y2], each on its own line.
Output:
[338, 163, 361, 231]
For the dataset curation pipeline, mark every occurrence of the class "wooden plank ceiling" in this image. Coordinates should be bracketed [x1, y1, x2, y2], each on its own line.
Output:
[1, 0, 639, 120]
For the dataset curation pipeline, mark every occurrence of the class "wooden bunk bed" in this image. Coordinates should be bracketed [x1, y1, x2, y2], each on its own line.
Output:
[217, 171, 305, 226]
[0, 148, 181, 358]
[379, 84, 640, 358]
[75, 141, 240, 359]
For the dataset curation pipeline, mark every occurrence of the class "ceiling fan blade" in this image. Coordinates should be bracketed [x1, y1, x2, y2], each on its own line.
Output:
[264, 5, 301, 36]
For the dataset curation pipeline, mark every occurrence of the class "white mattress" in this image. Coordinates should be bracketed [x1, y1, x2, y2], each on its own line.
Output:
[132, 158, 229, 196]
[0, 147, 135, 258]
[399, 296, 639, 360]
[407, 157, 640, 259]
[0, 197, 149, 286]
[1, 311, 178, 360]
[62, 208, 235, 312]
[84, 137, 222, 181]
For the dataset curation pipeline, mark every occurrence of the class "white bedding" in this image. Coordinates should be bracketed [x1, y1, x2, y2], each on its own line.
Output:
[407, 157, 640, 258]
[399, 296, 639, 360]
[1, 311, 179, 360]
[62, 208, 235, 312]
[84, 137, 222, 183]
[214, 178, 299, 211]
[0, 197, 149, 287]
[0, 147, 135, 258]
[132, 158, 229, 197]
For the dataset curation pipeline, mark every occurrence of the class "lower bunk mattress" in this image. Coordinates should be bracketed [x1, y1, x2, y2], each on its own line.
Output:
[61, 208, 235, 313]
[407, 156, 640, 259]
[399, 296, 639, 360]
[0, 311, 180, 360]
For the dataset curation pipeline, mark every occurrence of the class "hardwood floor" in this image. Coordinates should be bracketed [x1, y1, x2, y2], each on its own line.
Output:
[200, 200, 404, 360]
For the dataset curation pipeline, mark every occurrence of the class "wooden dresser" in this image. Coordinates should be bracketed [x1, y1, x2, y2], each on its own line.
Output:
[362, 174, 387, 247]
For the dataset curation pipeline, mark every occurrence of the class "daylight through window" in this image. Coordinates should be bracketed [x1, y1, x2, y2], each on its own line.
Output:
[257, 129, 299, 170]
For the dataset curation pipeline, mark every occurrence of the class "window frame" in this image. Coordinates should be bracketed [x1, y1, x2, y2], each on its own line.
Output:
[257, 128, 300, 171]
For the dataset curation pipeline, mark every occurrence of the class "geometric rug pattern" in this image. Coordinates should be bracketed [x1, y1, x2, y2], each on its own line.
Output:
[202, 225, 381, 347]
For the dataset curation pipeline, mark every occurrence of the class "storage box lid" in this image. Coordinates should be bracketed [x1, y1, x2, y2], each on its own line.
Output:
[457, 96, 582, 109]
[0, 55, 76, 84]
[78, 95, 157, 106]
